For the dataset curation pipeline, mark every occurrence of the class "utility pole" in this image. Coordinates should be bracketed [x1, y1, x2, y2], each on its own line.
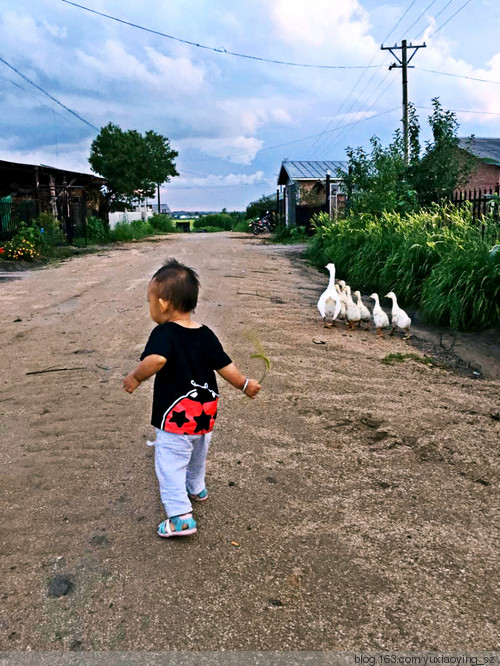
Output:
[381, 39, 426, 164]
[157, 183, 161, 215]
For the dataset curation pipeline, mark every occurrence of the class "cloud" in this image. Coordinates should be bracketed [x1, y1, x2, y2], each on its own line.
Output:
[179, 136, 264, 165]
[170, 170, 266, 189]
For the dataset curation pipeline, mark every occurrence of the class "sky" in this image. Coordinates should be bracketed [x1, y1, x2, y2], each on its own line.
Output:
[0, 0, 499, 211]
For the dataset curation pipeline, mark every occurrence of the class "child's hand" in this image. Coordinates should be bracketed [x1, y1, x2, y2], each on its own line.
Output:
[123, 373, 141, 394]
[244, 378, 261, 399]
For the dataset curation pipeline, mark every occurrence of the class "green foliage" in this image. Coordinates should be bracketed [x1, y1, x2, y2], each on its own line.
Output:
[89, 123, 178, 209]
[109, 218, 154, 242]
[271, 223, 308, 243]
[193, 226, 225, 233]
[34, 213, 65, 248]
[307, 206, 500, 331]
[381, 352, 438, 366]
[86, 216, 109, 243]
[343, 99, 476, 215]
[2, 234, 39, 261]
[232, 219, 251, 232]
[246, 194, 277, 219]
[149, 213, 176, 233]
[193, 213, 236, 231]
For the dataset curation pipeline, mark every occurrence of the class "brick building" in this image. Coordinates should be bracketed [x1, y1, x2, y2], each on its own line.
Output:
[458, 138, 500, 191]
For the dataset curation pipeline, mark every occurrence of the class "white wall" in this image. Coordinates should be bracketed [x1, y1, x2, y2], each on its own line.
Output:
[108, 210, 154, 229]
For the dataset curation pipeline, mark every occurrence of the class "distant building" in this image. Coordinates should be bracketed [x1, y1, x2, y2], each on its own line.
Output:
[277, 160, 347, 227]
[458, 138, 500, 192]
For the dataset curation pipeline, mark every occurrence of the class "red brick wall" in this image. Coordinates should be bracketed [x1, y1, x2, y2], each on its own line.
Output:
[461, 162, 500, 192]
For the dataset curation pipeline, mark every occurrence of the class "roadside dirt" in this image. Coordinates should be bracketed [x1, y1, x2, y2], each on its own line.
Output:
[1, 232, 499, 651]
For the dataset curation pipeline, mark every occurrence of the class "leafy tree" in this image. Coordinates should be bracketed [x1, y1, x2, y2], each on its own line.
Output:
[341, 100, 476, 214]
[89, 123, 178, 210]
[246, 194, 277, 219]
[411, 98, 477, 203]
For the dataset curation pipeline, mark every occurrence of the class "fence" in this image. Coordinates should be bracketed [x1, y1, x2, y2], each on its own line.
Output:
[0, 194, 89, 243]
[450, 185, 500, 223]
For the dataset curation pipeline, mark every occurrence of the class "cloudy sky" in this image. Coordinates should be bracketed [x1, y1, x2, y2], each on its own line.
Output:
[1, 0, 499, 210]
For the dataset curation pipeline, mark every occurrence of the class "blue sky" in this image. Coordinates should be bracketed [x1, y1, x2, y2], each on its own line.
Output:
[1, 0, 499, 210]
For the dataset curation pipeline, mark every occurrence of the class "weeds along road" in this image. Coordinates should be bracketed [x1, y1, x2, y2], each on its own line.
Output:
[1, 232, 499, 650]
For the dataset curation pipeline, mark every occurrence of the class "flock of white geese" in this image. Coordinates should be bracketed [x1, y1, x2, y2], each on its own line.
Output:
[317, 262, 412, 338]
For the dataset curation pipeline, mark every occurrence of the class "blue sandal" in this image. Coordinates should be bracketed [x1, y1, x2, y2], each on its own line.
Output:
[158, 515, 197, 538]
[188, 488, 208, 502]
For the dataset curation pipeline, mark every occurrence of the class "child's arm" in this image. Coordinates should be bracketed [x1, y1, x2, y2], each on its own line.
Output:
[216, 363, 261, 399]
[123, 354, 166, 394]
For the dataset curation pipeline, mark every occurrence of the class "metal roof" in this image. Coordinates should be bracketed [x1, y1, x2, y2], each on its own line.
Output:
[278, 160, 347, 185]
[458, 138, 500, 166]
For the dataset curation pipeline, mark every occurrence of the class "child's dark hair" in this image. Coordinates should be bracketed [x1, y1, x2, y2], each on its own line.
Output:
[151, 259, 200, 312]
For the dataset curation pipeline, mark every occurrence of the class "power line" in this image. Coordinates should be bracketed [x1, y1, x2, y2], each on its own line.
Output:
[259, 107, 401, 153]
[60, 0, 386, 70]
[0, 54, 99, 131]
[404, 0, 440, 38]
[322, 76, 396, 157]
[415, 68, 500, 85]
[427, 0, 473, 38]
[0, 72, 74, 124]
[414, 0, 454, 38]
[308, 0, 420, 157]
[416, 104, 500, 116]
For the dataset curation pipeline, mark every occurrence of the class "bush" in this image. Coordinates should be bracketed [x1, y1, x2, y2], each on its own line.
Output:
[2, 234, 39, 261]
[86, 216, 109, 243]
[194, 213, 241, 231]
[232, 220, 251, 232]
[306, 205, 500, 330]
[193, 226, 225, 233]
[150, 213, 176, 233]
[35, 213, 65, 248]
[109, 218, 154, 241]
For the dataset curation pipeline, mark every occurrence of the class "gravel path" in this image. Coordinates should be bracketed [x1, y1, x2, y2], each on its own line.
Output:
[1, 232, 499, 651]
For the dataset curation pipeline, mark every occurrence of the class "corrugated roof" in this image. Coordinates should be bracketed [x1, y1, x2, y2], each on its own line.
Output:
[278, 160, 347, 184]
[458, 138, 500, 166]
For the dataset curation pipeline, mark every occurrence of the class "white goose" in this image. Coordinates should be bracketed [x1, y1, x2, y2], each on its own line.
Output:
[385, 291, 412, 338]
[344, 286, 361, 329]
[335, 284, 347, 319]
[317, 263, 341, 327]
[354, 291, 371, 328]
[370, 293, 390, 337]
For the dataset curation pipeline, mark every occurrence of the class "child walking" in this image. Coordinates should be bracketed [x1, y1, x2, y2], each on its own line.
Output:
[123, 259, 261, 538]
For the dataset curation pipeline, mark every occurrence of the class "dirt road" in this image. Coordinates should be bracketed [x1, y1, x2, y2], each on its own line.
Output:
[1, 232, 499, 651]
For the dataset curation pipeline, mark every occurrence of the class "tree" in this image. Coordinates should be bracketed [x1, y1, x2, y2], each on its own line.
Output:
[342, 100, 476, 214]
[411, 98, 477, 203]
[246, 194, 277, 219]
[89, 123, 179, 210]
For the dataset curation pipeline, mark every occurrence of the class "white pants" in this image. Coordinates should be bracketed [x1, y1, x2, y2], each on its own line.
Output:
[153, 428, 212, 518]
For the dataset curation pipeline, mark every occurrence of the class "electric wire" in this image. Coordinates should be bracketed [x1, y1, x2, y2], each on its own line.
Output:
[425, 0, 473, 38]
[0, 72, 76, 125]
[308, 0, 424, 157]
[0, 54, 99, 131]
[60, 0, 386, 70]
[414, 0, 455, 38]
[415, 68, 500, 84]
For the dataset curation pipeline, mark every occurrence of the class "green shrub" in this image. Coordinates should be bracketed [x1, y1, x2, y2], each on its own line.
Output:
[232, 220, 251, 232]
[193, 226, 225, 233]
[150, 213, 176, 233]
[421, 239, 500, 330]
[306, 206, 500, 330]
[193, 214, 233, 231]
[34, 213, 65, 249]
[109, 217, 154, 241]
[86, 216, 109, 243]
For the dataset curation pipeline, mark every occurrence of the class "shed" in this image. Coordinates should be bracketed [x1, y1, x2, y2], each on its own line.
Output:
[277, 160, 347, 227]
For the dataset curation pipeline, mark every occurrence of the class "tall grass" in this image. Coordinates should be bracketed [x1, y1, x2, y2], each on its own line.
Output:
[307, 205, 500, 330]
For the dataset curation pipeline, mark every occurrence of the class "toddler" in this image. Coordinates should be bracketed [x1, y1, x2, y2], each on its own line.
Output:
[123, 258, 261, 537]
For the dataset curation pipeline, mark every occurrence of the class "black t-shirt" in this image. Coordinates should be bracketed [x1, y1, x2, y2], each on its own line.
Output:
[140, 322, 232, 434]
